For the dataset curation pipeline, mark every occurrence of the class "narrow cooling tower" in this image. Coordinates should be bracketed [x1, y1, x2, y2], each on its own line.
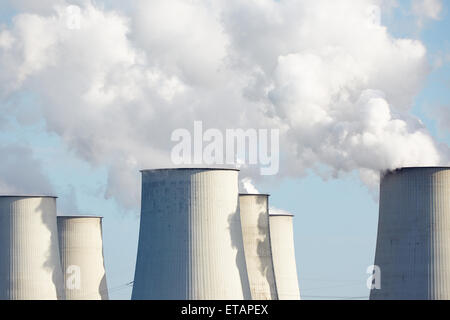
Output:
[371, 167, 450, 300]
[132, 168, 251, 300]
[239, 194, 278, 300]
[0, 196, 65, 300]
[57, 216, 108, 300]
[269, 213, 301, 300]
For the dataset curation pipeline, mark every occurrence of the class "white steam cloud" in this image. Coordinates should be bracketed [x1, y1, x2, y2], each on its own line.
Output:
[240, 177, 260, 194]
[412, 0, 443, 25]
[0, 0, 448, 209]
[0, 145, 53, 195]
[240, 177, 293, 216]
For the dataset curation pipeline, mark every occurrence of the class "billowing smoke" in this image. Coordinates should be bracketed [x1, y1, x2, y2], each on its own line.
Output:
[240, 177, 293, 216]
[240, 177, 260, 194]
[0, 144, 53, 195]
[0, 0, 448, 209]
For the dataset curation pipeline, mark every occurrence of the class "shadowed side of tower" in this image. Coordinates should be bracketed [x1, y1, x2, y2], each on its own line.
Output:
[371, 167, 450, 300]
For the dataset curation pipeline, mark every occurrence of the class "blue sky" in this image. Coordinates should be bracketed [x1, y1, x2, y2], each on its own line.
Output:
[0, 1, 449, 299]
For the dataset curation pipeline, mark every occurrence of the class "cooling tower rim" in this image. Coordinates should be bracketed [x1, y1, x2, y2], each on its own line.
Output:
[57, 215, 104, 219]
[388, 166, 450, 171]
[140, 167, 240, 172]
[0, 195, 57, 198]
[239, 193, 270, 197]
[382, 167, 450, 177]
[269, 213, 295, 217]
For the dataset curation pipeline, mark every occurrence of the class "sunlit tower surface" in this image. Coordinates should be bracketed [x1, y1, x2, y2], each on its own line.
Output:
[132, 168, 251, 300]
[57, 216, 109, 300]
[0, 196, 65, 300]
[269, 213, 301, 300]
[239, 194, 278, 300]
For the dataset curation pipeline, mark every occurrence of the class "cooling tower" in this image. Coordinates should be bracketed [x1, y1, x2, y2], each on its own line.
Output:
[57, 216, 109, 300]
[371, 167, 450, 300]
[239, 194, 278, 300]
[132, 168, 251, 300]
[0, 196, 65, 300]
[269, 213, 301, 300]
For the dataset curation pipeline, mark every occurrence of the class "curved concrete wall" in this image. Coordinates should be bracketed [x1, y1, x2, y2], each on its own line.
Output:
[57, 216, 108, 300]
[0, 196, 65, 300]
[239, 194, 278, 300]
[269, 214, 300, 300]
[132, 168, 251, 300]
[371, 167, 450, 300]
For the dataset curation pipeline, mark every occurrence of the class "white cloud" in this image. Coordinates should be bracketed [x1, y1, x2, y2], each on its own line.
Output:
[412, 0, 443, 25]
[0, 0, 447, 209]
[0, 145, 54, 195]
[240, 177, 260, 194]
[0, 31, 14, 50]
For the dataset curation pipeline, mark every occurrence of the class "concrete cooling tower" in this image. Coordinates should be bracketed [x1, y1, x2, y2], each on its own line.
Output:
[132, 168, 251, 300]
[57, 216, 109, 300]
[371, 167, 450, 300]
[269, 213, 301, 300]
[239, 194, 278, 300]
[0, 196, 65, 300]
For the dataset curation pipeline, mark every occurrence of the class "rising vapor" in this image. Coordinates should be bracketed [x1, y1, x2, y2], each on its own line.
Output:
[0, 0, 448, 208]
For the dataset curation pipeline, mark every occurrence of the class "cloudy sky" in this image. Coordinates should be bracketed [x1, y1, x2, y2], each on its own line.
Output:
[0, 0, 449, 299]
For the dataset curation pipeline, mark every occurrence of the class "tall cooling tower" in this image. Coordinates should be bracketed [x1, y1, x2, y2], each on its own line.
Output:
[239, 194, 278, 300]
[269, 213, 301, 300]
[0, 196, 65, 300]
[57, 216, 109, 300]
[371, 167, 450, 300]
[132, 168, 251, 300]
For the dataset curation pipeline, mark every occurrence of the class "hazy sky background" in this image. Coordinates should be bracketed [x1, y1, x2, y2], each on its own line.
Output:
[0, 0, 449, 299]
